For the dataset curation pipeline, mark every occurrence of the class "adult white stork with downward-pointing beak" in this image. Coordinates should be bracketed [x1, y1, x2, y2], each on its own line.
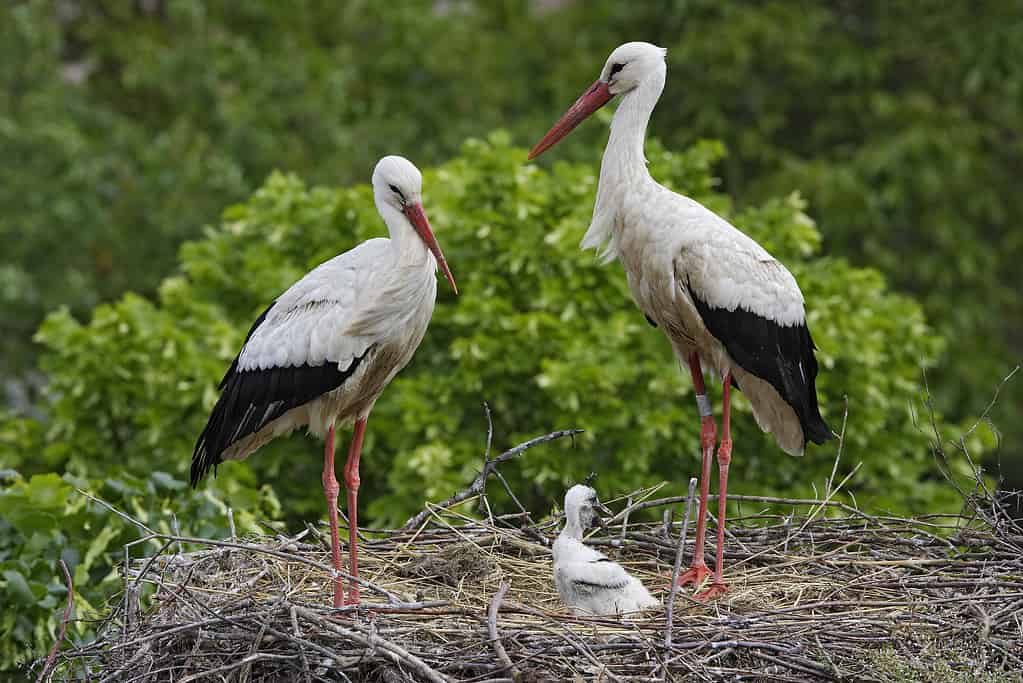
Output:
[190, 156, 457, 608]
[529, 42, 832, 600]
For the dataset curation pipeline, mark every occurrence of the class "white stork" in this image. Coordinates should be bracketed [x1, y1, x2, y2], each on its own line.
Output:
[529, 42, 832, 600]
[190, 156, 457, 608]
[553, 485, 659, 617]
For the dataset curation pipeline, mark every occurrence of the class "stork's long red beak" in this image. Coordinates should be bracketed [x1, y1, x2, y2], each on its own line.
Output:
[404, 203, 458, 295]
[528, 80, 614, 160]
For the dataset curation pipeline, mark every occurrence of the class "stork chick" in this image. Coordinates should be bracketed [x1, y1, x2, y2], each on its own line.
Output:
[553, 485, 659, 617]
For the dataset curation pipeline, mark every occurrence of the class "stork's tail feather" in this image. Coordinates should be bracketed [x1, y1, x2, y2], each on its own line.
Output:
[190, 424, 219, 487]
[802, 409, 834, 445]
[190, 350, 372, 487]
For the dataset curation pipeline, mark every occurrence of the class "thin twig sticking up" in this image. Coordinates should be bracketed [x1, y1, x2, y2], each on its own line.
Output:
[479, 403, 535, 524]
[36, 559, 73, 683]
[402, 428, 584, 531]
[665, 477, 698, 648]
[487, 581, 520, 681]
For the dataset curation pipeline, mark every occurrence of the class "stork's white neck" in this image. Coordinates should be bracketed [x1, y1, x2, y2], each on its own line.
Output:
[379, 203, 435, 269]
[562, 512, 584, 541]
[605, 70, 664, 178]
[582, 66, 665, 260]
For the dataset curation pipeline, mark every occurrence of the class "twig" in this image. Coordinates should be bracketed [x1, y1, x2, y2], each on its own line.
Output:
[292, 606, 450, 683]
[177, 653, 303, 683]
[665, 477, 698, 648]
[134, 533, 403, 602]
[36, 559, 73, 683]
[170, 513, 183, 555]
[76, 489, 156, 535]
[620, 496, 633, 543]
[798, 461, 863, 534]
[825, 396, 849, 498]
[492, 468, 533, 523]
[289, 607, 311, 682]
[487, 581, 520, 681]
[611, 493, 870, 522]
[814, 633, 842, 680]
[402, 428, 583, 530]
[479, 401, 497, 523]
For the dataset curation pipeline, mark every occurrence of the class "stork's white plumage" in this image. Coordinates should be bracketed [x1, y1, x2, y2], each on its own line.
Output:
[530, 42, 832, 600]
[553, 485, 659, 617]
[191, 156, 457, 607]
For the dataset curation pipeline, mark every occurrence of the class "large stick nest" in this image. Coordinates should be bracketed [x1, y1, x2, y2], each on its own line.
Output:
[51, 418, 1023, 682]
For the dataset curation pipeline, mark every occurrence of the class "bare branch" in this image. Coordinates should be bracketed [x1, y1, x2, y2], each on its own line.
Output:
[487, 581, 520, 681]
[402, 428, 583, 530]
[36, 559, 73, 683]
[665, 477, 698, 648]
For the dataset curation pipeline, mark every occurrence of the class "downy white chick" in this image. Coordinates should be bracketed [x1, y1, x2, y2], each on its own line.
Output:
[552, 484, 660, 616]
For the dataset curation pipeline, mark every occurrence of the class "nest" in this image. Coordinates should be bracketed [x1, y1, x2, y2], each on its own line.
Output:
[47, 418, 1023, 682]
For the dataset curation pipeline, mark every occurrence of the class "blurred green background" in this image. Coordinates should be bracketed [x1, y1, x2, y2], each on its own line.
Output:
[1, 0, 1020, 674]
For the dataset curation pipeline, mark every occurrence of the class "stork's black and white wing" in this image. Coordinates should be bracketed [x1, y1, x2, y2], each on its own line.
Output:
[190, 239, 389, 485]
[675, 223, 832, 454]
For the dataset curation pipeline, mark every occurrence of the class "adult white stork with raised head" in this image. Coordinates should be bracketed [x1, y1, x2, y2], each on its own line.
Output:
[529, 42, 832, 600]
[190, 156, 457, 608]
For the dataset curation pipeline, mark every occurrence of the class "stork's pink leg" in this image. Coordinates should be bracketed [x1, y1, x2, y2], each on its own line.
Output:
[342, 416, 367, 605]
[696, 372, 732, 601]
[321, 424, 344, 608]
[676, 352, 716, 588]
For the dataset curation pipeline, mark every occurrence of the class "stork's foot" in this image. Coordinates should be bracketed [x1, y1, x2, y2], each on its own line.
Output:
[694, 581, 729, 602]
[343, 586, 361, 606]
[674, 563, 711, 588]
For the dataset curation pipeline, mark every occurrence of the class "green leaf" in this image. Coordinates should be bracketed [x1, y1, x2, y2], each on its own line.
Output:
[2, 569, 36, 606]
[82, 524, 119, 574]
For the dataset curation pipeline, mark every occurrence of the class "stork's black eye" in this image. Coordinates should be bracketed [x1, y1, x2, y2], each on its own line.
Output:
[609, 62, 625, 76]
[388, 183, 407, 203]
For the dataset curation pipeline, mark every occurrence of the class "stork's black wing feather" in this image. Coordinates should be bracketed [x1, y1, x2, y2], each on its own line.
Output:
[688, 282, 832, 445]
[190, 303, 371, 486]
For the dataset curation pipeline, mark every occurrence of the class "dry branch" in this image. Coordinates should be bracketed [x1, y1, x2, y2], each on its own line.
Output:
[35, 559, 73, 683]
[665, 477, 697, 649]
[402, 428, 583, 531]
[486, 581, 519, 681]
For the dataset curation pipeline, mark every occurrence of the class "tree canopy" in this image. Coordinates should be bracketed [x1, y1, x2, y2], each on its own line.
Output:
[2, 0, 1018, 463]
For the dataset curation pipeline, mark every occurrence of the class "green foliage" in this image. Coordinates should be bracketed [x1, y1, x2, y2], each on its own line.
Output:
[0, 462, 280, 671]
[1, 364, 280, 672]
[4, 4, 1019, 452]
[0, 0, 251, 374]
[0, 0, 591, 374]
